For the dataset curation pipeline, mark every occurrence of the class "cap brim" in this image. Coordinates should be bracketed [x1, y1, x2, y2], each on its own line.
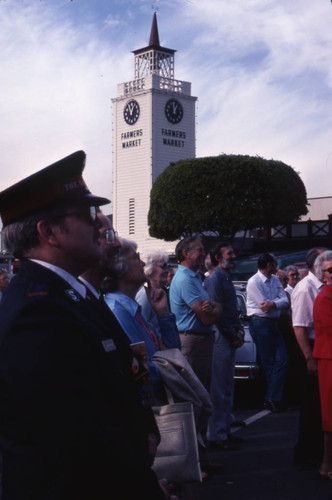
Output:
[80, 194, 111, 207]
[56, 192, 111, 208]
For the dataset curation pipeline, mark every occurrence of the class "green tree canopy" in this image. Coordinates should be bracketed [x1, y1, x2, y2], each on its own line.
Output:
[148, 154, 308, 241]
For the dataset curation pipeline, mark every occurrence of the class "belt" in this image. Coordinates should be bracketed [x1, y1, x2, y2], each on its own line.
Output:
[179, 330, 215, 336]
[252, 315, 278, 321]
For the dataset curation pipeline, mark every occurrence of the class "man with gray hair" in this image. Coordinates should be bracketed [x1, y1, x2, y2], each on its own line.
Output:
[0, 151, 172, 500]
[170, 236, 222, 477]
[291, 247, 326, 465]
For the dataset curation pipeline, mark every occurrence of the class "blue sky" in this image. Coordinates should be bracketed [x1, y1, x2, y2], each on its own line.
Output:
[1, 0, 332, 215]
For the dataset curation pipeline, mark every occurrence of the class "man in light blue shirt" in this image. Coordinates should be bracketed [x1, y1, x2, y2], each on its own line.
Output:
[170, 236, 222, 476]
[246, 253, 289, 411]
[170, 265, 214, 333]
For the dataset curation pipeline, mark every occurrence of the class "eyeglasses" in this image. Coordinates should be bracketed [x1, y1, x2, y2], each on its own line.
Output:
[54, 206, 98, 226]
[99, 228, 118, 245]
[158, 262, 169, 270]
[289, 273, 299, 277]
[322, 267, 332, 274]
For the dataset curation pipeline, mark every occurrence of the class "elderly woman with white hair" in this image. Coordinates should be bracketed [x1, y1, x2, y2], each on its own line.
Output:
[284, 265, 300, 296]
[102, 240, 180, 403]
[136, 249, 173, 336]
[313, 250, 332, 481]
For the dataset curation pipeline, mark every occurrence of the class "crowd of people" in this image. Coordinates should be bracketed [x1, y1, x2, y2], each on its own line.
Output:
[0, 151, 331, 499]
[245, 248, 332, 484]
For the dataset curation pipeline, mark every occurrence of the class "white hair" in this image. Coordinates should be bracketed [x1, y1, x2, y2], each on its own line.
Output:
[141, 249, 169, 276]
[314, 250, 332, 281]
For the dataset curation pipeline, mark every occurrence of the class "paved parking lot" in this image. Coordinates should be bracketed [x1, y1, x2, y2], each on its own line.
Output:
[198, 406, 332, 500]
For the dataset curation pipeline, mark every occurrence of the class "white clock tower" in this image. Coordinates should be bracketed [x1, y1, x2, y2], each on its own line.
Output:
[112, 13, 197, 253]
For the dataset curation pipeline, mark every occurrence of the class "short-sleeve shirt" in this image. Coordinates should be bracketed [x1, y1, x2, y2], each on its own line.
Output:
[291, 271, 323, 340]
[169, 265, 213, 332]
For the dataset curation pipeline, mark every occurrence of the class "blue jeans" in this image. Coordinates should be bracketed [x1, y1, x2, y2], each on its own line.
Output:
[207, 331, 235, 441]
[250, 317, 288, 402]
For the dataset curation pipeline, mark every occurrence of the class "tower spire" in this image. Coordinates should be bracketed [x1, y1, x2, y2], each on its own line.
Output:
[149, 12, 160, 47]
[133, 13, 176, 79]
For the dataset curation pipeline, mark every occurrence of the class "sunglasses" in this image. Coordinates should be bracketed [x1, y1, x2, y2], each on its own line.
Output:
[158, 262, 169, 270]
[99, 228, 119, 245]
[322, 267, 332, 274]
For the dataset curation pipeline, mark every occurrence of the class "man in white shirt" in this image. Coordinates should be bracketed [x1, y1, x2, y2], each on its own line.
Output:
[246, 253, 289, 411]
[291, 247, 326, 465]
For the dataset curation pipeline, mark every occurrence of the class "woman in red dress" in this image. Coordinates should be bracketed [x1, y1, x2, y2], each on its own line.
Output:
[313, 250, 332, 481]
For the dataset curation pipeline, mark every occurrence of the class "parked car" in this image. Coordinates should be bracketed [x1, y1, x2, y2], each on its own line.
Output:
[230, 249, 308, 282]
[233, 282, 259, 380]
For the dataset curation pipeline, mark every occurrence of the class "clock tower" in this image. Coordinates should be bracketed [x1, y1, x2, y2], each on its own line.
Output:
[112, 13, 197, 253]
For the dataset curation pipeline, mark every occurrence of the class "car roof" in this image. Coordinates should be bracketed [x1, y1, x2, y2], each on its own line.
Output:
[231, 249, 308, 281]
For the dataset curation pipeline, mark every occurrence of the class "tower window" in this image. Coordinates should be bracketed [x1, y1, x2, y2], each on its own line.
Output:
[129, 198, 135, 234]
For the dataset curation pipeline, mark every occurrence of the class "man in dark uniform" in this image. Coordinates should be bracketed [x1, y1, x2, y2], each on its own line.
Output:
[0, 151, 174, 500]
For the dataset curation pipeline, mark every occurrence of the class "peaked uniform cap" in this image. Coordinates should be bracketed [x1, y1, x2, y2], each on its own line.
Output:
[0, 151, 110, 227]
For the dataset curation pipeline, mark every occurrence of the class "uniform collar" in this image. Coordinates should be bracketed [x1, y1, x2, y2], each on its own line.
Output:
[30, 259, 87, 298]
[79, 276, 100, 299]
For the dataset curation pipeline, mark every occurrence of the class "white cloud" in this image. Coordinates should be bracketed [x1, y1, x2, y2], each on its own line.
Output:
[174, 0, 332, 196]
[0, 0, 332, 210]
[0, 1, 129, 211]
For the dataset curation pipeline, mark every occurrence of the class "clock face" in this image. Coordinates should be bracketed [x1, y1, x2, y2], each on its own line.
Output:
[165, 99, 183, 124]
[124, 100, 140, 125]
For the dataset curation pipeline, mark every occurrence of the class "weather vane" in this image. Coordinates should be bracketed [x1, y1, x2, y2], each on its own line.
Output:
[152, 0, 160, 12]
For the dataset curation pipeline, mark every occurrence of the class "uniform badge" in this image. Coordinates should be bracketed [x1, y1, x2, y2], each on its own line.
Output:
[65, 289, 81, 302]
[102, 339, 116, 352]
